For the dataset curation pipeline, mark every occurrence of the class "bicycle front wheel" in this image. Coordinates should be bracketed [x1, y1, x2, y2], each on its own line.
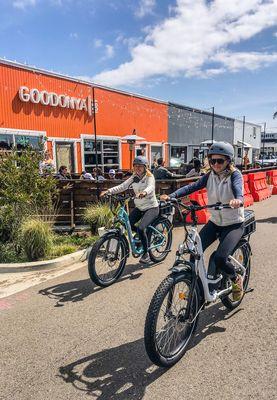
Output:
[88, 233, 127, 287]
[148, 218, 172, 263]
[144, 272, 200, 368]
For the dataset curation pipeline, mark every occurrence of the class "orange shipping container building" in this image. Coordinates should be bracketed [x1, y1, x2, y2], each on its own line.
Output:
[0, 60, 168, 173]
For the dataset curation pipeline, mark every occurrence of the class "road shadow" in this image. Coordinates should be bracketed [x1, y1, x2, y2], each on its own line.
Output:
[188, 302, 242, 350]
[57, 303, 242, 399]
[38, 260, 162, 307]
[58, 338, 165, 399]
[256, 217, 277, 224]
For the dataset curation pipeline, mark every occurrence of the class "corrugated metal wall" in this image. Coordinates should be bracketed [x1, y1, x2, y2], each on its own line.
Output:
[168, 103, 234, 145]
[0, 64, 94, 138]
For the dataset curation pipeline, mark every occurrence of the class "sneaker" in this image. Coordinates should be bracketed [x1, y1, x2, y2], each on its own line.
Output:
[139, 252, 151, 264]
[232, 274, 244, 302]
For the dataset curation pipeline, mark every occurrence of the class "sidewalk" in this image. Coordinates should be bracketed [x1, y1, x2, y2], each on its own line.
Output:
[0, 250, 88, 299]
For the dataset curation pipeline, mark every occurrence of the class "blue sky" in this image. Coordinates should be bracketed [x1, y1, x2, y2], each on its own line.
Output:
[1, 0, 277, 129]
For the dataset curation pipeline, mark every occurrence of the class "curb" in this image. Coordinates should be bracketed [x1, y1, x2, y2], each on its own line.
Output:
[0, 247, 92, 274]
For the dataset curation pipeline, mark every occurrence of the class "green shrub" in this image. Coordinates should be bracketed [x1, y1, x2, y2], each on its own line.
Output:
[0, 146, 58, 243]
[20, 219, 53, 261]
[49, 243, 78, 258]
[83, 203, 113, 234]
[0, 242, 26, 263]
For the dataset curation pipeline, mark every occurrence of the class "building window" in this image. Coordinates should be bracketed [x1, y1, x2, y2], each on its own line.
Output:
[253, 127, 256, 139]
[151, 145, 163, 166]
[171, 145, 187, 163]
[0, 134, 13, 151]
[0, 132, 42, 153]
[84, 139, 119, 172]
[15, 135, 42, 150]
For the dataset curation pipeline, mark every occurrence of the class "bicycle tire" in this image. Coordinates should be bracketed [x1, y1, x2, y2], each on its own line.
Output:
[148, 217, 172, 263]
[221, 241, 251, 310]
[144, 271, 200, 368]
[88, 232, 127, 287]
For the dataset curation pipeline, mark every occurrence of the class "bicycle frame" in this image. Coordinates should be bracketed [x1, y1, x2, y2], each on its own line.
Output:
[172, 209, 246, 303]
[115, 201, 167, 256]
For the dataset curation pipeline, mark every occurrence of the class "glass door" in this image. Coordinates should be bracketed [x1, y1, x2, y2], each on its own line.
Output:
[56, 142, 75, 173]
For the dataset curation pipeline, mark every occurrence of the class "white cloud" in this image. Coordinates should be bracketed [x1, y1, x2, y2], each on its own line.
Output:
[13, 0, 36, 9]
[274, 32, 277, 38]
[211, 51, 277, 72]
[69, 32, 78, 39]
[105, 44, 115, 59]
[116, 34, 142, 49]
[93, 0, 277, 87]
[94, 38, 103, 48]
[135, 0, 156, 18]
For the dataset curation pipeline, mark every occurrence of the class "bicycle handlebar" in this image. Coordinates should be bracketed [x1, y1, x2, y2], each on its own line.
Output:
[103, 192, 137, 202]
[169, 198, 243, 211]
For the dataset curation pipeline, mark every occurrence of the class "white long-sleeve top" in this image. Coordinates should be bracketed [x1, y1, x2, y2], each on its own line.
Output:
[107, 173, 159, 211]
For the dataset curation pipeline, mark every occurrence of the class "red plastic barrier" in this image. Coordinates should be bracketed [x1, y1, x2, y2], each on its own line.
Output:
[248, 172, 271, 201]
[243, 174, 254, 207]
[186, 189, 210, 224]
[266, 170, 277, 195]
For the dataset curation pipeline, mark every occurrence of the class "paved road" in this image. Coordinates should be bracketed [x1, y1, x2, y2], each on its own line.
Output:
[1, 197, 276, 400]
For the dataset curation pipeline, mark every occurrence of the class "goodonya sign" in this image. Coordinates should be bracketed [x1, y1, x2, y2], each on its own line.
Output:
[18, 86, 98, 116]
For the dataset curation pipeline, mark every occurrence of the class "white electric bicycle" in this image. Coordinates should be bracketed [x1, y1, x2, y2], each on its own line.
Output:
[144, 199, 256, 368]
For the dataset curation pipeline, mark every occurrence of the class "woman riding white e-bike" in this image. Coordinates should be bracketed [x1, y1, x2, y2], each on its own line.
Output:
[161, 141, 244, 301]
[101, 156, 159, 264]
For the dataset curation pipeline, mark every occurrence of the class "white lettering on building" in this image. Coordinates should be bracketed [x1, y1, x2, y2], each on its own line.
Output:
[18, 86, 98, 115]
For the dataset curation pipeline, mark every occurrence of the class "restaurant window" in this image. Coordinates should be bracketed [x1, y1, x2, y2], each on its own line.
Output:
[0, 134, 13, 151]
[151, 145, 163, 167]
[0, 132, 43, 153]
[171, 146, 187, 163]
[15, 135, 42, 150]
[84, 139, 119, 172]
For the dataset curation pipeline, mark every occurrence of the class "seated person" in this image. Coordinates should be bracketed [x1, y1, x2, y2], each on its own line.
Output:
[56, 165, 71, 180]
[81, 170, 95, 180]
[153, 158, 182, 179]
[93, 167, 105, 182]
[39, 150, 55, 175]
[108, 169, 116, 180]
[186, 159, 202, 178]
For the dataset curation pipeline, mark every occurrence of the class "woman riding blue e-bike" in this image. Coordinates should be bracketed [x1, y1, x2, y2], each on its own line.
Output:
[101, 156, 160, 265]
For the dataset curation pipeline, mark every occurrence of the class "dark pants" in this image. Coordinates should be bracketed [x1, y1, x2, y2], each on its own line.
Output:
[129, 207, 159, 253]
[199, 221, 244, 280]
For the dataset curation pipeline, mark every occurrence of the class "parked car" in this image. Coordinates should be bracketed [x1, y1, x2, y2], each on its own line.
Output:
[255, 157, 277, 166]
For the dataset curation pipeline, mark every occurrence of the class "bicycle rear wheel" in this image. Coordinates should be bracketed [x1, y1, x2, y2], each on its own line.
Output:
[88, 232, 127, 287]
[144, 272, 200, 368]
[221, 241, 251, 310]
[148, 218, 172, 263]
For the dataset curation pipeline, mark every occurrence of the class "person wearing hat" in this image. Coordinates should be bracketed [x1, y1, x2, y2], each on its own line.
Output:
[81, 171, 95, 180]
[108, 169, 116, 180]
[101, 156, 159, 264]
[161, 141, 245, 302]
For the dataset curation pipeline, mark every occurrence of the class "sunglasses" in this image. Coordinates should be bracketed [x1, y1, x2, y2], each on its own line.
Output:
[209, 158, 226, 165]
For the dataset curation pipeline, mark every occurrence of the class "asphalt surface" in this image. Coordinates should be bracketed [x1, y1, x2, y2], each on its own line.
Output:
[1, 197, 276, 400]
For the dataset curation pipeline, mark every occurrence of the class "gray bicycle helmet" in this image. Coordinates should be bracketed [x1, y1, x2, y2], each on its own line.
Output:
[208, 141, 234, 159]
[133, 155, 148, 166]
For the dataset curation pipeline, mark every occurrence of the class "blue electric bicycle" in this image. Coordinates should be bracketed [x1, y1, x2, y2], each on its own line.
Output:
[88, 193, 173, 287]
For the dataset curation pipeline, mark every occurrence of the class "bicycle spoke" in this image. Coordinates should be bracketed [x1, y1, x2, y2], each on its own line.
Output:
[155, 281, 193, 357]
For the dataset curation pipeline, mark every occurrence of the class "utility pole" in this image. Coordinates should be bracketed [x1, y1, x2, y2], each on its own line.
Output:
[240, 116, 246, 169]
[211, 106, 215, 143]
[262, 122, 266, 168]
[92, 86, 100, 199]
[92, 86, 98, 169]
